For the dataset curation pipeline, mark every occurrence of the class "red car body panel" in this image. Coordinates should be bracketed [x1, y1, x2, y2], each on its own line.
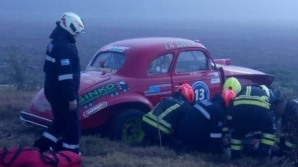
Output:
[20, 37, 275, 131]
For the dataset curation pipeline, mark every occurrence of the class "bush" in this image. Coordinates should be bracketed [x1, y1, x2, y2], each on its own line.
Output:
[7, 47, 40, 90]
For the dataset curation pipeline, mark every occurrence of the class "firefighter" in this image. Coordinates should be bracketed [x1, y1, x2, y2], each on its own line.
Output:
[176, 89, 236, 154]
[229, 84, 276, 160]
[33, 12, 85, 155]
[270, 90, 298, 163]
[142, 83, 195, 146]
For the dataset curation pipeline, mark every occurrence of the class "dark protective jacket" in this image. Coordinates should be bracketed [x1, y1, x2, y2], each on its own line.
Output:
[142, 92, 193, 135]
[177, 93, 225, 154]
[43, 22, 81, 101]
[278, 99, 298, 153]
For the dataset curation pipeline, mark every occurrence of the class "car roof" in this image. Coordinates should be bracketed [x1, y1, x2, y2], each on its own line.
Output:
[101, 37, 207, 56]
[95, 37, 208, 77]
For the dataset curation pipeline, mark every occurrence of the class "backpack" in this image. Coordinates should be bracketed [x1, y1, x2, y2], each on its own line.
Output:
[0, 146, 82, 167]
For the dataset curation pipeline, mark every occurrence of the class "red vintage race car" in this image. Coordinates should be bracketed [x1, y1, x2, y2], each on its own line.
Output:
[20, 37, 275, 143]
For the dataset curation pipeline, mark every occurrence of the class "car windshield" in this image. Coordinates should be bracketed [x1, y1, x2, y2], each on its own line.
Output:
[88, 52, 127, 73]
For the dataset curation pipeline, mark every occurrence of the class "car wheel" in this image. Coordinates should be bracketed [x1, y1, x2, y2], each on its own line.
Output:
[109, 109, 145, 144]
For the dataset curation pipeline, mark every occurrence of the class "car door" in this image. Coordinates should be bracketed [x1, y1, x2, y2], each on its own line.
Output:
[171, 48, 221, 102]
[140, 52, 176, 106]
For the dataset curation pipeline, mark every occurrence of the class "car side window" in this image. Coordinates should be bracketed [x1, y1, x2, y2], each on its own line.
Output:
[176, 50, 209, 73]
[148, 53, 173, 75]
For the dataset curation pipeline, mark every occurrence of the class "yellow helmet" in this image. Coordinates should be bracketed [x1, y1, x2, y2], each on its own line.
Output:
[223, 77, 242, 94]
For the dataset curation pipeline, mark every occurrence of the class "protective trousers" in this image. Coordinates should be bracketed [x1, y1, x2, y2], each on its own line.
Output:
[230, 104, 276, 160]
[34, 94, 81, 154]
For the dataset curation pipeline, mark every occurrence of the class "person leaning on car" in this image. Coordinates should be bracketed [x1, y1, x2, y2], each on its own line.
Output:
[176, 89, 236, 155]
[33, 12, 85, 155]
[141, 83, 195, 147]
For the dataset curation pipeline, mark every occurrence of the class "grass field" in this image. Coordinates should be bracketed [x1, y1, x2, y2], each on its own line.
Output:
[1, 9, 298, 166]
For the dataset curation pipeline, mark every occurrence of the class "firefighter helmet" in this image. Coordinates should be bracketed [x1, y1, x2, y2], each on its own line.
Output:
[177, 83, 195, 103]
[59, 12, 85, 36]
[222, 89, 236, 107]
[223, 77, 242, 94]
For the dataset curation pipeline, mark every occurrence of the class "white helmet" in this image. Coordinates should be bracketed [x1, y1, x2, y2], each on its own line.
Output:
[59, 12, 85, 35]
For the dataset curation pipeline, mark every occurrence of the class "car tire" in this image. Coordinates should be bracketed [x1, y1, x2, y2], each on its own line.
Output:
[109, 109, 145, 144]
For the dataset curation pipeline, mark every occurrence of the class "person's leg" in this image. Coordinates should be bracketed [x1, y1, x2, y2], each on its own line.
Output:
[59, 99, 81, 154]
[33, 97, 64, 152]
[258, 110, 276, 158]
[230, 106, 248, 160]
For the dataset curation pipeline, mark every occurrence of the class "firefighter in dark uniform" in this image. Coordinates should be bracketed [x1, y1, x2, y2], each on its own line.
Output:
[142, 83, 195, 146]
[176, 89, 236, 154]
[33, 12, 85, 155]
[228, 84, 276, 160]
[270, 91, 298, 163]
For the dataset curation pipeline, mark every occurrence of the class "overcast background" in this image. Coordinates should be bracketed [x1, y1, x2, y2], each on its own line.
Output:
[0, 0, 297, 84]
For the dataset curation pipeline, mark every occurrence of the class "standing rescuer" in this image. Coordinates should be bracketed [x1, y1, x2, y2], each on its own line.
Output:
[142, 83, 194, 146]
[33, 12, 85, 155]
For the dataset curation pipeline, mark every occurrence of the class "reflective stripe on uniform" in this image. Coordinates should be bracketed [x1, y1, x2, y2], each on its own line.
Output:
[262, 133, 276, 140]
[246, 86, 251, 96]
[142, 117, 172, 134]
[234, 100, 270, 109]
[45, 55, 56, 63]
[144, 113, 172, 129]
[231, 139, 242, 145]
[159, 104, 180, 119]
[210, 133, 222, 138]
[261, 139, 275, 146]
[222, 127, 229, 132]
[231, 145, 243, 150]
[231, 139, 243, 150]
[235, 95, 269, 103]
[285, 140, 294, 148]
[62, 143, 80, 149]
[58, 74, 73, 81]
[42, 132, 58, 143]
[193, 104, 210, 119]
[227, 115, 232, 120]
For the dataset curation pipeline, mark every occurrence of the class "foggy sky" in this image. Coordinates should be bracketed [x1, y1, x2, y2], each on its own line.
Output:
[1, 0, 298, 27]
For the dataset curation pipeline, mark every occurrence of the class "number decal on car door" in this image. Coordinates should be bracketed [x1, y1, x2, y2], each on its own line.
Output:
[195, 88, 205, 101]
[192, 81, 210, 102]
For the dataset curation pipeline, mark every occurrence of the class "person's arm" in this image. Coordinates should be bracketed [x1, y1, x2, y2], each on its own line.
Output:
[55, 45, 76, 105]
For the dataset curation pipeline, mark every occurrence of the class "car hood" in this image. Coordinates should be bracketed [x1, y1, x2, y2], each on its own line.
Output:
[79, 71, 112, 93]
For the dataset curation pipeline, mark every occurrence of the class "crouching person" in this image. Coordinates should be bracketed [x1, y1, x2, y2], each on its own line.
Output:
[176, 90, 236, 154]
[141, 83, 195, 147]
[270, 91, 298, 164]
[229, 85, 276, 160]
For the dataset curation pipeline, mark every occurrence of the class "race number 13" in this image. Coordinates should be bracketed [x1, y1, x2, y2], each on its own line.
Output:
[192, 81, 210, 101]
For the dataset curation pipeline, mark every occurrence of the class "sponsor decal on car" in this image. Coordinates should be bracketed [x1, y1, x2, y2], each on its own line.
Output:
[87, 67, 117, 74]
[83, 102, 108, 117]
[144, 84, 172, 96]
[165, 41, 196, 50]
[192, 81, 210, 101]
[211, 78, 220, 84]
[79, 81, 130, 106]
[107, 46, 130, 52]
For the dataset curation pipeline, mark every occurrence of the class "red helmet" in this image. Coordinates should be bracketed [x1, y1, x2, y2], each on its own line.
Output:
[177, 83, 195, 103]
[222, 89, 236, 107]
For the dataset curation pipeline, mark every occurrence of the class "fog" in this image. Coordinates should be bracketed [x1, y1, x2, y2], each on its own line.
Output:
[1, 0, 298, 27]
[1, 0, 298, 84]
